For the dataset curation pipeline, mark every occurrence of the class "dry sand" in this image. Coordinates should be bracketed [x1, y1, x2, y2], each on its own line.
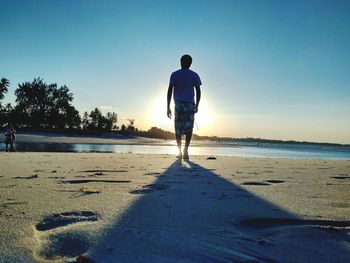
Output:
[0, 153, 349, 262]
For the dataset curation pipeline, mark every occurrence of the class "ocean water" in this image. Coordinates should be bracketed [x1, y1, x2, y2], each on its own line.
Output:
[1, 142, 350, 160]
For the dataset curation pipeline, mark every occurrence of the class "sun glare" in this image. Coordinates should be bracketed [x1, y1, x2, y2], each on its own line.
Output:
[150, 94, 173, 131]
[193, 98, 213, 135]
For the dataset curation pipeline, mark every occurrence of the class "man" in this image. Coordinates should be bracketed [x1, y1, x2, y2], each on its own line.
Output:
[4, 123, 16, 152]
[167, 54, 201, 160]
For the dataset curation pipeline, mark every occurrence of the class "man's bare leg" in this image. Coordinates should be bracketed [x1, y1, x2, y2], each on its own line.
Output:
[183, 131, 192, 160]
[10, 141, 15, 152]
[176, 134, 182, 158]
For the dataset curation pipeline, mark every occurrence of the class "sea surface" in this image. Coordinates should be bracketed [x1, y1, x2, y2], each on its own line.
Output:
[1, 141, 350, 160]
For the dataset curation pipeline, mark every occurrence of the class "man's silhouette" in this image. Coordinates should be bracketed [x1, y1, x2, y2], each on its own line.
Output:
[167, 54, 201, 159]
[4, 123, 16, 152]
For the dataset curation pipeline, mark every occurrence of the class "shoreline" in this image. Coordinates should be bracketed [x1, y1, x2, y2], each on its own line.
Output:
[0, 132, 242, 148]
[0, 152, 349, 262]
[1, 132, 350, 150]
[1, 131, 350, 146]
[1, 132, 350, 161]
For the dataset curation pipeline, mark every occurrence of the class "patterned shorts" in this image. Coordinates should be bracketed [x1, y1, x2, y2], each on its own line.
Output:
[175, 102, 195, 136]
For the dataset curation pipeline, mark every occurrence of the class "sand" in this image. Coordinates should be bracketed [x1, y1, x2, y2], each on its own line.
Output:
[0, 153, 349, 262]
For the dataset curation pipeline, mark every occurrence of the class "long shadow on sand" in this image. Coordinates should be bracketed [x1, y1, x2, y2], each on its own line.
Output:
[80, 160, 350, 263]
[37, 160, 350, 262]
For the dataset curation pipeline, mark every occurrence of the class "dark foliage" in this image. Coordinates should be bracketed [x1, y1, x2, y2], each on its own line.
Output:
[145, 127, 174, 140]
[0, 78, 11, 126]
[13, 78, 81, 129]
[82, 108, 117, 132]
[0, 78, 9, 100]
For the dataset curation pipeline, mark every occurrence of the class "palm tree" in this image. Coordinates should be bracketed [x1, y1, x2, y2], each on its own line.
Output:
[0, 78, 9, 100]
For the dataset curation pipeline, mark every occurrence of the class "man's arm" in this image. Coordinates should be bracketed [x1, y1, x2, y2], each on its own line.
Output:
[167, 84, 173, 119]
[195, 85, 201, 113]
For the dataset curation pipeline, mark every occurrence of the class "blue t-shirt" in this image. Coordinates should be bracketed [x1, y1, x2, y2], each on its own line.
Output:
[169, 69, 202, 104]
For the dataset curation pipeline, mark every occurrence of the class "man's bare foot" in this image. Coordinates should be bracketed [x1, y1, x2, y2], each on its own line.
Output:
[176, 153, 182, 159]
[183, 150, 189, 160]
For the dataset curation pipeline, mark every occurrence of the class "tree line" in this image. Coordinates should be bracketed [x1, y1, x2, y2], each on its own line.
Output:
[0, 77, 169, 138]
[0, 77, 122, 132]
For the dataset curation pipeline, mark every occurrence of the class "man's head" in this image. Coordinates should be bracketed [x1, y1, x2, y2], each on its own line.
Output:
[181, 54, 192, 69]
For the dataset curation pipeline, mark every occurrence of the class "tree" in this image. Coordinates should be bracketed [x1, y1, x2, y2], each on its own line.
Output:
[126, 119, 135, 134]
[120, 124, 126, 133]
[15, 78, 51, 128]
[82, 111, 90, 130]
[89, 108, 104, 130]
[0, 78, 10, 125]
[65, 105, 81, 129]
[0, 103, 15, 126]
[47, 85, 80, 129]
[14, 78, 80, 129]
[0, 78, 9, 100]
[82, 108, 118, 132]
[105, 112, 118, 131]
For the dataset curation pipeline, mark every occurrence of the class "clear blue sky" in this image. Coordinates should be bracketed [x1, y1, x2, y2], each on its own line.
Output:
[1, 0, 349, 143]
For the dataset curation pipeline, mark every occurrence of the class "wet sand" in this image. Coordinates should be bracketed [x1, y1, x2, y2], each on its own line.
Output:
[0, 132, 165, 145]
[0, 153, 349, 262]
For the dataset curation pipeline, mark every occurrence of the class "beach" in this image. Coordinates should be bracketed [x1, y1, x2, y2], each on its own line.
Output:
[0, 152, 349, 262]
[2, 1, 350, 262]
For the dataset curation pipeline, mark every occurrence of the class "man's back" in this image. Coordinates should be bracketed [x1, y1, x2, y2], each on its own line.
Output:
[167, 54, 202, 160]
[170, 69, 201, 104]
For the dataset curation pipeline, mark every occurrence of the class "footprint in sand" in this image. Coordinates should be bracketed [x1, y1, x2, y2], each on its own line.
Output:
[129, 184, 170, 194]
[265, 180, 285, 184]
[330, 175, 350, 180]
[238, 218, 350, 232]
[81, 169, 128, 173]
[241, 182, 271, 186]
[59, 179, 131, 184]
[13, 174, 38, 179]
[241, 180, 285, 186]
[34, 211, 99, 261]
[144, 172, 162, 176]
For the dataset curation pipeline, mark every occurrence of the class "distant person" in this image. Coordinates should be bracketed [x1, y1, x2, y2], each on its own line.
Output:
[4, 123, 16, 152]
[167, 54, 201, 160]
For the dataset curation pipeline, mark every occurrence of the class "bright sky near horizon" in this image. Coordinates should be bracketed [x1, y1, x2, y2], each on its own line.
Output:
[1, 0, 349, 144]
